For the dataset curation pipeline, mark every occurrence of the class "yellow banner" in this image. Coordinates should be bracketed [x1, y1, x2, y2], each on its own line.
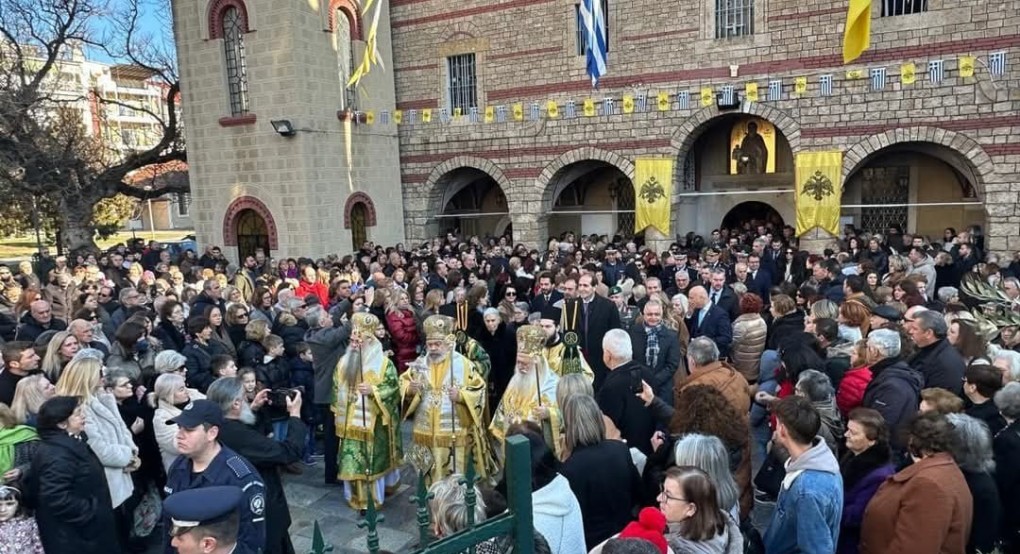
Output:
[745, 82, 759, 102]
[547, 100, 559, 118]
[421, 109, 432, 123]
[846, 69, 863, 79]
[634, 158, 673, 236]
[393, 110, 403, 124]
[657, 92, 670, 111]
[583, 99, 596, 117]
[843, 0, 872, 63]
[900, 62, 916, 84]
[622, 95, 634, 114]
[700, 88, 713, 107]
[453, 107, 462, 119]
[959, 56, 975, 77]
[512, 103, 524, 121]
[794, 77, 807, 95]
[795, 151, 843, 237]
[484, 106, 494, 123]
[365, 111, 375, 125]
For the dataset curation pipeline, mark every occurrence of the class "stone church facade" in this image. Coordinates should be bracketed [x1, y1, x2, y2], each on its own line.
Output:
[173, 0, 1020, 261]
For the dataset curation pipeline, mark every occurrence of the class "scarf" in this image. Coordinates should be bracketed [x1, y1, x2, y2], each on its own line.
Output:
[839, 443, 891, 491]
[0, 425, 39, 474]
[645, 325, 661, 368]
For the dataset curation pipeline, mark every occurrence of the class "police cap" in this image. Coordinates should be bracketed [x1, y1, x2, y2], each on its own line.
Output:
[164, 485, 243, 534]
[167, 399, 225, 428]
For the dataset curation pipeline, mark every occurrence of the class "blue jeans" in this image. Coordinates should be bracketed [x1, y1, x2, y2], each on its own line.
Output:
[272, 420, 288, 442]
[751, 350, 781, 471]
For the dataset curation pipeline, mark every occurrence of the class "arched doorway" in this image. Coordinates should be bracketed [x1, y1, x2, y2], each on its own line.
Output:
[350, 203, 368, 248]
[435, 167, 510, 240]
[547, 160, 635, 240]
[721, 201, 785, 232]
[235, 209, 269, 261]
[842, 142, 986, 240]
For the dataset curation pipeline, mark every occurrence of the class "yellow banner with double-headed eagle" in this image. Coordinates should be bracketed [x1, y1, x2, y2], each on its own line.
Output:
[634, 158, 673, 236]
[795, 151, 843, 236]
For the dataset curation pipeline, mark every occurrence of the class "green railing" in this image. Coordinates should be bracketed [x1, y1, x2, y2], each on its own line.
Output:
[308, 434, 534, 554]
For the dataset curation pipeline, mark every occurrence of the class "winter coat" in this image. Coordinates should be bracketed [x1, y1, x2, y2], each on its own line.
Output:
[304, 323, 351, 405]
[105, 339, 159, 384]
[838, 445, 895, 554]
[961, 469, 1000, 554]
[82, 392, 137, 508]
[386, 308, 420, 373]
[531, 474, 586, 554]
[665, 510, 743, 554]
[763, 437, 844, 554]
[237, 339, 266, 369]
[294, 279, 329, 306]
[629, 324, 682, 403]
[814, 398, 845, 455]
[152, 391, 205, 472]
[182, 340, 218, 392]
[907, 256, 937, 292]
[908, 339, 966, 395]
[731, 313, 767, 384]
[476, 322, 517, 406]
[993, 419, 1020, 545]
[152, 320, 187, 352]
[189, 292, 226, 324]
[861, 358, 923, 451]
[860, 452, 972, 554]
[560, 439, 643, 551]
[26, 430, 120, 554]
[766, 311, 805, 351]
[13, 311, 67, 343]
[836, 366, 873, 418]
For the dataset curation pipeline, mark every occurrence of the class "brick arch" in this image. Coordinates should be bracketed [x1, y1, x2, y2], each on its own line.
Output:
[439, 20, 485, 43]
[670, 103, 802, 155]
[326, 0, 363, 40]
[222, 196, 279, 249]
[842, 127, 995, 198]
[208, 0, 252, 39]
[424, 156, 513, 217]
[537, 146, 635, 210]
[343, 191, 377, 229]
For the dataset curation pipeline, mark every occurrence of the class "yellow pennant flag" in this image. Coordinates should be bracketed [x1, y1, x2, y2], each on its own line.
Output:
[365, 111, 375, 125]
[846, 69, 863, 79]
[900, 62, 916, 84]
[452, 107, 462, 119]
[347, 0, 385, 87]
[745, 82, 759, 102]
[547, 100, 559, 118]
[795, 151, 843, 237]
[843, 0, 871, 63]
[959, 56, 975, 77]
[421, 109, 432, 123]
[794, 77, 808, 95]
[393, 110, 403, 124]
[657, 92, 670, 111]
[634, 158, 673, 236]
[484, 106, 495, 123]
[512, 103, 524, 121]
[583, 99, 596, 117]
[622, 95, 635, 114]
[700, 88, 714, 107]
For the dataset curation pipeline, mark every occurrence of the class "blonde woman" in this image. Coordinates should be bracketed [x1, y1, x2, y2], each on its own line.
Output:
[11, 374, 55, 426]
[55, 357, 138, 513]
[40, 331, 80, 383]
[151, 372, 204, 472]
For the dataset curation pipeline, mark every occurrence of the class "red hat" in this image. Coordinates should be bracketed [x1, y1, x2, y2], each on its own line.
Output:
[618, 507, 668, 554]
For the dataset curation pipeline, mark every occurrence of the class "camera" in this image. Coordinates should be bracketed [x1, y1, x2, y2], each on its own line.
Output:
[268, 387, 301, 406]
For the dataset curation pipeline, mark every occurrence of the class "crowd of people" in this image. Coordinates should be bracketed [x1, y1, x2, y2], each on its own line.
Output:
[0, 220, 1019, 554]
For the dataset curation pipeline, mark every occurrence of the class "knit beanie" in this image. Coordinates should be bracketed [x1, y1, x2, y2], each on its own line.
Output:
[618, 507, 668, 554]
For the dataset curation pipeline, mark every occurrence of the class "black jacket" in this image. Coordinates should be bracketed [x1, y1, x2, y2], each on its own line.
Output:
[476, 322, 517, 406]
[14, 311, 67, 342]
[628, 325, 681, 403]
[189, 292, 227, 323]
[686, 304, 733, 358]
[182, 340, 218, 392]
[962, 468, 1001, 554]
[529, 290, 563, 316]
[908, 339, 966, 395]
[152, 320, 187, 352]
[862, 358, 923, 450]
[596, 361, 657, 456]
[560, 440, 643, 550]
[573, 296, 622, 390]
[965, 400, 1006, 436]
[304, 323, 351, 405]
[707, 287, 739, 321]
[217, 417, 306, 554]
[26, 430, 120, 554]
[766, 311, 806, 351]
[993, 419, 1020, 543]
[238, 340, 267, 369]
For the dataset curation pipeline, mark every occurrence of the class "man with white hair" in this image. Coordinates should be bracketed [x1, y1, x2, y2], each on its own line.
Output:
[331, 312, 402, 509]
[993, 349, 1020, 384]
[862, 329, 923, 452]
[400, 315, 492, 483]
[595, 329, 656, 456]
[490, 325, 561, 457]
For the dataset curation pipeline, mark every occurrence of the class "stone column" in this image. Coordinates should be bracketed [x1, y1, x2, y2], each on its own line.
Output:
[798, 227, 839, 254]
[508, 196, 546, 248]
[645, 227, 671, 254]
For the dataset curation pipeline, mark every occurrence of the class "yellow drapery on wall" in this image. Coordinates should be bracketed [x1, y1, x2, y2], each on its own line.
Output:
[795, 151, 843, 236]
[634, 158, 673, 236]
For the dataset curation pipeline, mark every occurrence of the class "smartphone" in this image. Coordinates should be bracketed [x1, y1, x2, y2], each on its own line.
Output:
[629, 369, 643, 394]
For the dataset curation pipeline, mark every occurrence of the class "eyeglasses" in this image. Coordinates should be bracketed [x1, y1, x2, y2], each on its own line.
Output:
[505, 291, 516, 297]
[658, 487, 689, 504]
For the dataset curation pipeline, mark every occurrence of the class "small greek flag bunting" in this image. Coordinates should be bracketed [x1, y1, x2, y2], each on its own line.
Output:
[529, 102, 541, 121]
[636, 94, 647, 112]
[721, 85, 734, 105]
[393, 110, 403, 124]
[380, 110, 390, 124]
[928, 60, 944, 83]
[439, 107, 450, 124]
[819, 75, 833, 96]
[768, 80, 782, 101]
[870, 67, 886, 91]
[989, 52, 1006, 76]
[580, 0, 608, 87]
[468, 106, 479, 123]
[496, 105, 507, 123]
[603, 97, 615, 115]
[408, 109, 418, 124]
[677, 90, 689, 110]
[565, 100, 577, 119]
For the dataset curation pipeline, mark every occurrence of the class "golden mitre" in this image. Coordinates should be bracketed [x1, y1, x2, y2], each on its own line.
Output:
[423, 314, 456, 341]
[351, 312, 380, 336]
[516, 324, 546, 356]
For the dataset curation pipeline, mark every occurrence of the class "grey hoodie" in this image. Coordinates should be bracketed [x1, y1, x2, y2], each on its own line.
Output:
[665, 510, 743, 554]
[782, 436, 841, 491]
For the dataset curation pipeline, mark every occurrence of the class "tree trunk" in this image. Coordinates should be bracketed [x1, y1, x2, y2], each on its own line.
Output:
[60, 196, 99, 252]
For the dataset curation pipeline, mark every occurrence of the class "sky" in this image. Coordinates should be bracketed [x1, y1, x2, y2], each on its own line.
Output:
[87, 0, 174, 65]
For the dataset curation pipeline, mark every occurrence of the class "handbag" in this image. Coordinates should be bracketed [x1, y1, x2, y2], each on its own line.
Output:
[131, 485, 162, 538]
[741, 517, 765, 554]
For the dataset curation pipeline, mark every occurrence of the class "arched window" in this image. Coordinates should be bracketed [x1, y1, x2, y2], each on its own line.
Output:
[222, 6, 250, 115]
[335, 9, 354, 109]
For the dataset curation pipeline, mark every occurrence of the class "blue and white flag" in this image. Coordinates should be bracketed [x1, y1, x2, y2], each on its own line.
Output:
[677, 91, 689, 110]
[870, 67, 886, 91]
[565, 100, 577, 119]
[767, 80, 782, 101]
[580, 0, 607, 87]
[928, 60, 944, 83]
[819, 75, 833, 96]
[989, 51, 1006, 76]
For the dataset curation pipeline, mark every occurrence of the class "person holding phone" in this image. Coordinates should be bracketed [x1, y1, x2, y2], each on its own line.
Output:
[595, 329, 657, 457]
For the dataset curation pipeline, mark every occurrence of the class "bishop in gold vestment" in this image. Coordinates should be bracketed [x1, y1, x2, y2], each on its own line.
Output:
[400, 315, 493, 483]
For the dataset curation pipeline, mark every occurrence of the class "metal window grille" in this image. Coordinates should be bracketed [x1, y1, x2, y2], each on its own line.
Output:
[336, 9, 355, 109]
[881, 0, 926, 16]
[575, 0, 610, 56]
[447, 54, 477, 113]
[715, 0, 754, 38]
[222, 6, 250, 116]
[860, 167, 909, 233]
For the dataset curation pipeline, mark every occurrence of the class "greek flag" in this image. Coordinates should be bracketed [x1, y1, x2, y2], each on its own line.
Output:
[989, 52, 1006, 76]
[603, 97, 614, 115]
[380, 110, 390, 124]
[819, 74, 833, 96]
[439, 107, 450, 124]
[677, 90, 689, 110]
[636, 94, 647, 112]
[496, 105, 507, 123]
[529, 102, 541, 121]
[768, 80, 782, 101]
[928, 60, 944, 83]
[408, 109, 418, 124]
[870, 67, 886, 91]
[721, 85, 734, 105]
[468, 106, 479, 123]
[565, 100, 576, 119]
[581, 0, 607, 87]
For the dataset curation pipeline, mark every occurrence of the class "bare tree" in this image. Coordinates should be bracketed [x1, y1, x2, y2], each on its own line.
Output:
[0, 0, 186, 252]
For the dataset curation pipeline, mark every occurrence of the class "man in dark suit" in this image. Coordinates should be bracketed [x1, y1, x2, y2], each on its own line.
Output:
[425, 260, 448, 293]
[707, 268, 739, 320]
[746, 254, 773, 301]
[686, 285, 733, 359]
[529, 272, 563, 314]
[596, 328, 657, 456]
[763, 238, 786, 284]
[576, 273, 621, 391]
[628, 299, 681, 405]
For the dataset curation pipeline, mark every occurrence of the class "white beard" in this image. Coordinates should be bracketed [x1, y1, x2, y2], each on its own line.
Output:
[341, 348, 362, 385]
[506, 359, 542, 400]
[239, 399, 256, 425]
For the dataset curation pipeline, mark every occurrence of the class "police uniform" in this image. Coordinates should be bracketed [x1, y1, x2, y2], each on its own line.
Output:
[164, 485, 252, 554]
[164, 400, 267, 554]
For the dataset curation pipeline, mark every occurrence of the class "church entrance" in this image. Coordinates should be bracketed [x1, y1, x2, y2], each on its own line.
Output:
[235, 209, 269, 261]
[720, 201, 784, 234]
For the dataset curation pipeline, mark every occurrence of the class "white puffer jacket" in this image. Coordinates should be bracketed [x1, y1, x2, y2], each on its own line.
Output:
[83, 391, 137, 508]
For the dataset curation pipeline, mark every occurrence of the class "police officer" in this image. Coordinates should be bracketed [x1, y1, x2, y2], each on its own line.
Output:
[163, 486, 247, 554]
[165, 399, 266, 553]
